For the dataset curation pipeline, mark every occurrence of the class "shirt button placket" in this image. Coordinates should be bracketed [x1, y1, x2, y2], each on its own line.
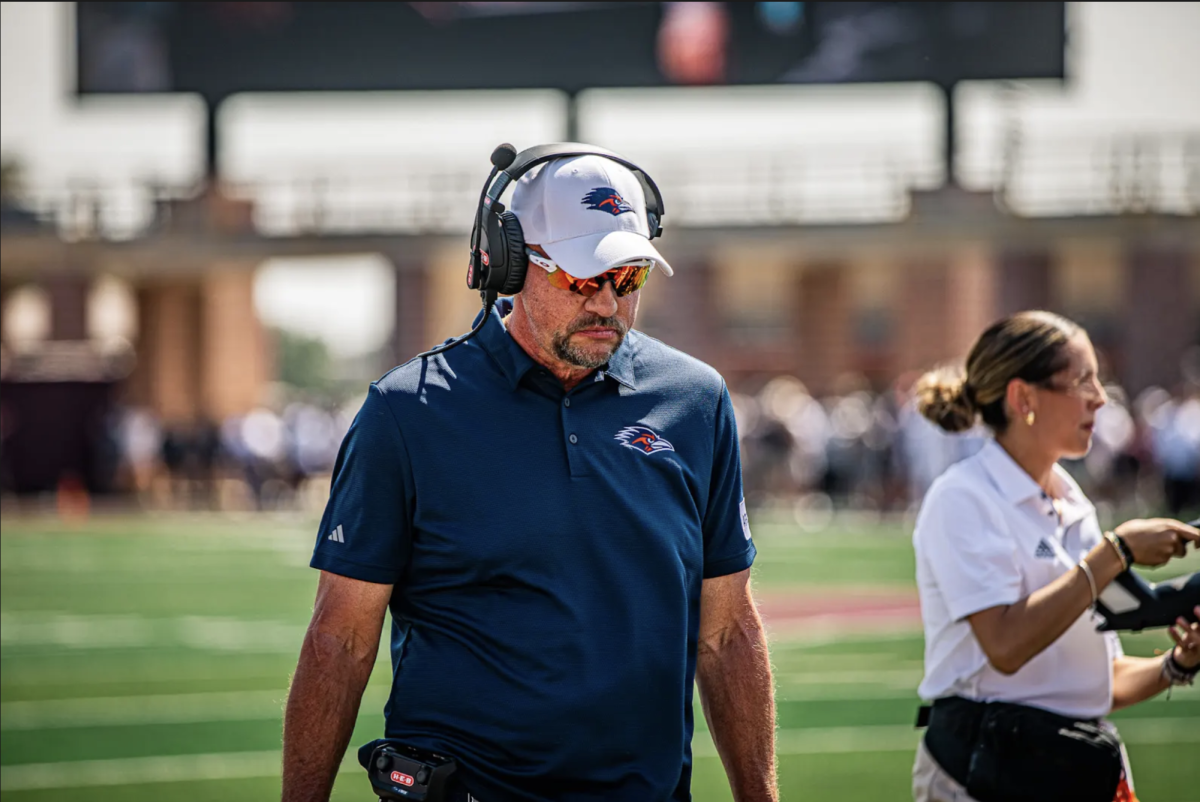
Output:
[563, 393, 588, 476]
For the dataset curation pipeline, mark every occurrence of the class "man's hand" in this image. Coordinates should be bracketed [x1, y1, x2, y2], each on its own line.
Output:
[282, 571, 392, 802]
[695, 568, 778, 802]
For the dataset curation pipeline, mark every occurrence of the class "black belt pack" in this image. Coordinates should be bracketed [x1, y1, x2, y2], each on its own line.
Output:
[919, 696, 1123, 802]
[357, 739, 459, 801]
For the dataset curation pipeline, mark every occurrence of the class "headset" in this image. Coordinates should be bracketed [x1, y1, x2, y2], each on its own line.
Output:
[416, 142, 666, 359]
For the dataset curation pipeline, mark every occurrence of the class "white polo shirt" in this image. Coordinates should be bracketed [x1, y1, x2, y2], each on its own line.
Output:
[914, 440, 1123, 719]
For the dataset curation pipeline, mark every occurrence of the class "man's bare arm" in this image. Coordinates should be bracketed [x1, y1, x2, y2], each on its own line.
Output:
[694, 568, 778, 802]
[282, 570, 393, 802]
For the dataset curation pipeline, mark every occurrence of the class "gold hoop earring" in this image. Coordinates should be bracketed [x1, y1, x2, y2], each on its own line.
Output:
[1025, 411, 1035, 426]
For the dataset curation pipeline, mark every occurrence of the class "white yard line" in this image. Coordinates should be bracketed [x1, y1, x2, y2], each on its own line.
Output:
[0, 613, 306, 653]
[0, 690, 391, 730]
[2, 718, 1197, 791]
[765, 627, 924, 647]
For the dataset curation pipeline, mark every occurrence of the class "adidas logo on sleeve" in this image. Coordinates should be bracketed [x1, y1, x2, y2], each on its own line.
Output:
[327, 524, 345, 543]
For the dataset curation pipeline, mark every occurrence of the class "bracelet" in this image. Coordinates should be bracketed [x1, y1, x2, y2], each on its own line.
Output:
[1103, 530, 1130, 571]
[1161, 649, 1198, 687]
[1077, 560, 1098, 605]
[1115, 534, 1136, 568]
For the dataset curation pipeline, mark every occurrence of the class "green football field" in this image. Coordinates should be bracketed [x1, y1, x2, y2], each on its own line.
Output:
[2, 513, 1197, 801]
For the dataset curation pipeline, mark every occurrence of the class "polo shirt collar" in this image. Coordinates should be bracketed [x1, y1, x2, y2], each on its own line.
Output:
[978, 439, 1094, 526]
[475, 299, 537, 390]
[980, 440, 1042, 505]
[475, 299, 638, 391]
[601, 337, 637, 390]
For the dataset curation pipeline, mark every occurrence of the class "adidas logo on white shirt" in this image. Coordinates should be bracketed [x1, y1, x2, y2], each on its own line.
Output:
[328, 524, 345, 544]
[1034, 539, 1055, 559]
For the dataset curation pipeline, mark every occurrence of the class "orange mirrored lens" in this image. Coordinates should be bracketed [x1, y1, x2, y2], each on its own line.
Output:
[544, 263, 652, 297]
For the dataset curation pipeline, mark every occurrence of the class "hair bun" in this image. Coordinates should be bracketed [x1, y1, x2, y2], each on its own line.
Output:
[915, 366, 977, 433]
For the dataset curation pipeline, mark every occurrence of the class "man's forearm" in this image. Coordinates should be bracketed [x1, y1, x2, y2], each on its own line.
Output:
[696, 610, 777, 802]
[281, 629, 377, 802]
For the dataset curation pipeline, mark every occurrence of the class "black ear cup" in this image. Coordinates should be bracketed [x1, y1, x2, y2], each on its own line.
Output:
[646, 210, 662, 240]
[635, 172, 664, 239]
[481, 208, 528, 294]
[497, 211, 527, 294]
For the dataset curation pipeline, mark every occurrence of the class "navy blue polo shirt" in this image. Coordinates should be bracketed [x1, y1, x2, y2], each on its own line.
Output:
[311, 300, 755, 802]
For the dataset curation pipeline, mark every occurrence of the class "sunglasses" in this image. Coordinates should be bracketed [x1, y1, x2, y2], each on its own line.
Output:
[527, 249, 653, 298]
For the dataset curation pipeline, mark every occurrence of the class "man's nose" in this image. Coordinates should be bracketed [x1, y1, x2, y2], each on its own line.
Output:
[584, 281, 619, 315]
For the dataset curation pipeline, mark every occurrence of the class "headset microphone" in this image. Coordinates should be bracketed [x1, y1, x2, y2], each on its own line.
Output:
[491, 143, 517, 170]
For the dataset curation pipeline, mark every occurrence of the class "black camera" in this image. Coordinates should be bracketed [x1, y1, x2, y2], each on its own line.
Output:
[357, 739, 458, 802]
[1096, 569, 1200, 632]
[1094, 519, 1200, 633]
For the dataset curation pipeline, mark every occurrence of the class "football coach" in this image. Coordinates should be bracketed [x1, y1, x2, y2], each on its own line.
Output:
[282, 144, 777, 802]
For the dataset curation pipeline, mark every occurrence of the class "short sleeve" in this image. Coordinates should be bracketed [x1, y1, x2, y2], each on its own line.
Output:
[916, 485, 1022, 621]
[701, 382, 756, 579]
[310, 384, 414, 585]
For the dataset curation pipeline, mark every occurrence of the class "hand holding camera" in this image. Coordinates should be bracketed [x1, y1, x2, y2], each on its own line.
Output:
[1112, 518, 1200, 567]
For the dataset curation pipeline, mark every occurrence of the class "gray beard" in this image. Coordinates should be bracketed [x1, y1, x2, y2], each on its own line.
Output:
[552, 315, 629, 368]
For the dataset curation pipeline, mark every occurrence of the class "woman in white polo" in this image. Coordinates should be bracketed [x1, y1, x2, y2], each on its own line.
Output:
[910, 311, 1200, 802]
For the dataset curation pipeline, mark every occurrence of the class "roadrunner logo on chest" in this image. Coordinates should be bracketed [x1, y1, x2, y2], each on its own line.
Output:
[615, 425, 675, 455]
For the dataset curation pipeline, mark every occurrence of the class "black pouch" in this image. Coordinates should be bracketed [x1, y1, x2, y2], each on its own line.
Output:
[964, 701, 1123, 802]
[357, 739, 459, 801]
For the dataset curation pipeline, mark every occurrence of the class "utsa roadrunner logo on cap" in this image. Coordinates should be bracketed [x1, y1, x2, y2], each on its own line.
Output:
[615, 425, 675, 455]
[582, 187, 633, 216]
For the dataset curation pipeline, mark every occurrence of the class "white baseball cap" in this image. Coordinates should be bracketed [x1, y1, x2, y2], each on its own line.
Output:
[510, 155, 673, 280]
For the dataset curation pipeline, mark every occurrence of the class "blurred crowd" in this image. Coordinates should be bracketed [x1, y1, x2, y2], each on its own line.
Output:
[17, 373, 1198, 523]
[104, 397, 358, 514]
[732, 373, 1200, 527]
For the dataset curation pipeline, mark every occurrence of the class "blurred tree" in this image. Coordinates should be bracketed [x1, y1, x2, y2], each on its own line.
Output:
[1, 155, 25, 202]
[271, 326, 333, 393]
